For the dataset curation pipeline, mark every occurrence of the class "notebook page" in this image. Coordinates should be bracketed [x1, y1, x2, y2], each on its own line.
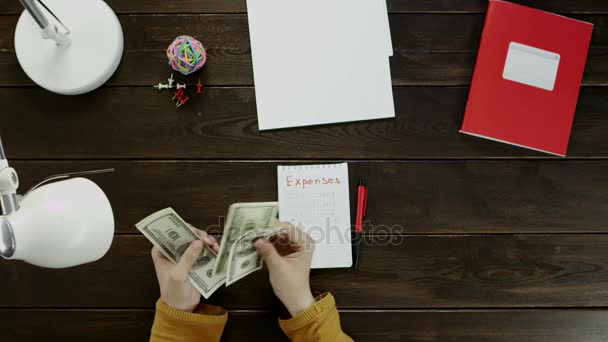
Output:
[277, 163, 352, 268]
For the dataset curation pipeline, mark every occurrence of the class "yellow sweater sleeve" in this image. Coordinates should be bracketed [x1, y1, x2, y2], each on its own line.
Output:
[279, 293, 353, 342]
[149, 299, 228, 342]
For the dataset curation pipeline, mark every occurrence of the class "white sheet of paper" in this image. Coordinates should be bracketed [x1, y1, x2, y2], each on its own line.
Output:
[503, 42, 560, 91]
[247, 0, 395, 130]
[278, 163, 352, 269]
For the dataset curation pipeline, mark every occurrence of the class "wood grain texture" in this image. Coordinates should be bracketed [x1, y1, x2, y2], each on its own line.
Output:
[9, 160, 608, 235]
[3, 309, 608, 342]
[1, 0, 608, 14]
[1, 309, 155, 342]
[2, 234, 608, 308]
[1, 1, 608, 340]
[1, 87, 608, 159]
[0, 14, 607, 86]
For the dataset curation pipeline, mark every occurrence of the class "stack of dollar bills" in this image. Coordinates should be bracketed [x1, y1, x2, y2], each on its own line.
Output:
[136, 203, 286, 299]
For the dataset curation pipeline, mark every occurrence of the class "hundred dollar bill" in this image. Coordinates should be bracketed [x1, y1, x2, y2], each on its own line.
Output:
[225, 225, 289, 286]
[135, 208, 226, 299]
[213, 202, 279, 278]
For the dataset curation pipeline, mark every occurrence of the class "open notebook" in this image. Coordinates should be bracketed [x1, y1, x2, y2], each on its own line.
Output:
[277, 163, 352, 268]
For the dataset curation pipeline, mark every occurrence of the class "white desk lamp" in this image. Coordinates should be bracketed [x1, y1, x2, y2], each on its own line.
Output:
[15, 0, 123, 95]
[0, 138, 115, 268]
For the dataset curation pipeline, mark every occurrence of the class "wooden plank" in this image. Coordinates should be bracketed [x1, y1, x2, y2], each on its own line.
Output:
[1, 309, 155, 342]
[1, 14, 607, 86]
[10, 160, 608, 235]
[2, 235, 608, 308]
[0, 14, 254, 87]
[2, 48, 607, 87]
[2, 0, 248, 14]
[2, 0, 608, 14]
[1, 87, 608, 159]
[9, 160, 608, 235]
[339, 310, 608, 341]
[3, 309, 608, 342]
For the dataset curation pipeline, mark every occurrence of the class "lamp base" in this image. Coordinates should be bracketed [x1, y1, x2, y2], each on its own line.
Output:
[14, 0, 123, 95]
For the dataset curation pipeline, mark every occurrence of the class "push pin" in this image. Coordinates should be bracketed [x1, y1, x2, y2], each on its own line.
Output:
[177, 83, 187, 90]
[167, 73, 175, 88]
[153, 83, 169, 90]
[196, 79, 204, 94]
[172, 88, 185, 100]
[176, 95, 190, 108]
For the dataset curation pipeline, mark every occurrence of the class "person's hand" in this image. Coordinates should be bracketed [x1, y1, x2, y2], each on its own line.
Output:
[151, 227, 219, 312]
[253, 224, 315, 317]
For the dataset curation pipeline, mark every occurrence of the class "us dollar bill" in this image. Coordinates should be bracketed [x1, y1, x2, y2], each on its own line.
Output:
[135, 208, 226, 299]
[225, 225, 288, 286]
[213, 202, 279, 279]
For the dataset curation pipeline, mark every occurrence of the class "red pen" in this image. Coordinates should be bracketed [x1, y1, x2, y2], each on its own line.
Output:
[355, 179, 367, 233]
[352, 178, 367, 268]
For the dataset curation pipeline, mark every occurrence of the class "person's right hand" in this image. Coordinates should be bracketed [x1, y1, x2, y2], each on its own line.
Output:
[253, 224, 316, 317]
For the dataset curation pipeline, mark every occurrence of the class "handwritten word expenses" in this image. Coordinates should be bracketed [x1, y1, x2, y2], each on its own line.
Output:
[285, 176, 342, 189]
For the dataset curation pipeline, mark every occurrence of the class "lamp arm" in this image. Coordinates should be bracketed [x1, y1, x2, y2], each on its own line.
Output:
[0, 194, 19, 215]
[0, 138, 20, 215]
[0, 136, 6, 161]
[0, 137, 19, 257]
[18, 0, 71, 47]
[18, 0, 49, 29]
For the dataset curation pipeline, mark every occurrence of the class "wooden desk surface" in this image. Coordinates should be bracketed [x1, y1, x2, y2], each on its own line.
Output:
[2, 1, 608, 341]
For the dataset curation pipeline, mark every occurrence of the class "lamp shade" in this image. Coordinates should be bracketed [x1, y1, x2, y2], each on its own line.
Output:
[3, 177, 114, 268]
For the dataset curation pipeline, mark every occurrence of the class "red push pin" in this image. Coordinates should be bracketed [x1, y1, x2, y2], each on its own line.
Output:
[172, 88, 185, 101]
[176, 95, 190, 108]
[196, 79, 204, 94]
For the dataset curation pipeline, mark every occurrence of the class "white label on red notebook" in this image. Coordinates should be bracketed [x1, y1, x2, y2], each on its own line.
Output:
[502, 42, 560, 91]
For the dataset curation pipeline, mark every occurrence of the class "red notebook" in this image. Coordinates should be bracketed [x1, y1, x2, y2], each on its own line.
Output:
[460, 0, 593, 156]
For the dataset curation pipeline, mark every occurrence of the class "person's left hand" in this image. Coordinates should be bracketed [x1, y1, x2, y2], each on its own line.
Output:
[151, 227, 219, 312]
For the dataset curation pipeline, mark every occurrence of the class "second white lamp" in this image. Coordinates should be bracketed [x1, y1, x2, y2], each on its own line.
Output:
[0, 138, 115, 268]
[2, 178, 115, 268]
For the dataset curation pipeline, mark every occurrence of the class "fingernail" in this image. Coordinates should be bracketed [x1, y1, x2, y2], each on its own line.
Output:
[192, 240, 203, 249]
[252, 238, 264, 248]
